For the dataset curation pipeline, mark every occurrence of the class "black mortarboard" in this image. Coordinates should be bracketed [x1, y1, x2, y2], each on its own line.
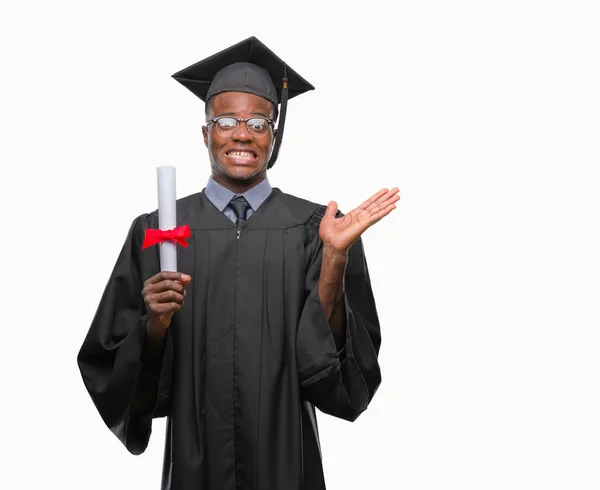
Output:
[172, 36, 314, 168]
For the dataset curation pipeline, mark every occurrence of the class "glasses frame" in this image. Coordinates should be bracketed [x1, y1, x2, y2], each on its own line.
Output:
[206, 116, 275, 138]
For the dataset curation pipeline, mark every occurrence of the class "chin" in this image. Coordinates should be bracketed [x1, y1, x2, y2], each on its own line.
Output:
[226, 162, 265, 178]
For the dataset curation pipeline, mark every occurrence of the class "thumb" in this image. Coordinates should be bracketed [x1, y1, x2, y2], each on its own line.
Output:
[324, 201, 338, 219]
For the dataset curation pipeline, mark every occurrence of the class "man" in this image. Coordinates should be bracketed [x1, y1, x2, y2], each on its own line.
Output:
[78, 36, 400, 490]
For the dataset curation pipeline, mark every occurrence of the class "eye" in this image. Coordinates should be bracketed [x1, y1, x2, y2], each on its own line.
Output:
[217, 117, 237, 130]
[247, 118, 268, 135]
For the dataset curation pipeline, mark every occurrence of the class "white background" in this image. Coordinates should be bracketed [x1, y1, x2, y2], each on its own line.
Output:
[1, 0, 599, 489]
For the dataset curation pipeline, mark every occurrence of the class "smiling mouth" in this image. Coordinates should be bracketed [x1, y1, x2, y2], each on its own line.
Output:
[226, 150, 258, 161]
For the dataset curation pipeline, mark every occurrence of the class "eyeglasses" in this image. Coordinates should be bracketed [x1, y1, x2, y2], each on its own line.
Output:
[206, 116, 275, 138]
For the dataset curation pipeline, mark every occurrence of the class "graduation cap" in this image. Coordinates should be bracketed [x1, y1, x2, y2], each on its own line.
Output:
[172, 36, 314, 168]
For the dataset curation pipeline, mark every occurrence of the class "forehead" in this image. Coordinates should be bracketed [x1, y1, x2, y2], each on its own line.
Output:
[210, 91, 273, 116]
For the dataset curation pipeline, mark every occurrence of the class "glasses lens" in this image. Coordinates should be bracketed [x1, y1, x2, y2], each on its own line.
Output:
[215, 117, 238, 136]
[246, 118, 269, 136]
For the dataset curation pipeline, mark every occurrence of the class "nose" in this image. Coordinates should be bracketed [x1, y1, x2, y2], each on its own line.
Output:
[233, 121, 253, 142]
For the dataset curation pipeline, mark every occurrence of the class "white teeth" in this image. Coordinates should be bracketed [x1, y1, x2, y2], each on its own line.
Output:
[229, 151, 254, 159]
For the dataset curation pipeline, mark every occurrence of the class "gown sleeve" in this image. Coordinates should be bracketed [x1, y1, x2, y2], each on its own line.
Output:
[77, 213, 173, 455]
[296, 206, 382, 422]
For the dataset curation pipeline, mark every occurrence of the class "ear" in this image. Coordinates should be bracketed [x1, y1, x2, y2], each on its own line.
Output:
[202, 125, 209, 148]
[270, 128, 278, 150]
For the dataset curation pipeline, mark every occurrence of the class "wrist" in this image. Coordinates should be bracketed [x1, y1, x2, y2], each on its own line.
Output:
[146, 318, 167, 343]
[322, 244, 348, 262]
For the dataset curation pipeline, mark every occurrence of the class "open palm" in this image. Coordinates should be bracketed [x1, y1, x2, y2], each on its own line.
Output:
[319, 187, 400, 253]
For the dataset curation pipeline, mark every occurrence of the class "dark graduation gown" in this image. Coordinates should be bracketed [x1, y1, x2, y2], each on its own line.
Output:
[77, 188, 382, 490]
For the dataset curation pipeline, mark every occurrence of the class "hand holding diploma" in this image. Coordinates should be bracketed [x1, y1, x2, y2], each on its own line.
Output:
[142, 271, 191, 342]
[141, 270, 191, 372]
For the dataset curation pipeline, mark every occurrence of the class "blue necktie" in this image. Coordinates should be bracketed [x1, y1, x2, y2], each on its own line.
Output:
[229, 196, 251, 230]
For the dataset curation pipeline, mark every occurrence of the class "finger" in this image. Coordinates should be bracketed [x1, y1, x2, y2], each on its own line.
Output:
[324, 201, 338, 219]
[179, 274, 192, 285]
[145, 279, 185, 295]
[147, 290, 185, 305]
[358, 188, 389, 210]
[366, 190, 400, 213]
[144, 271, 191, 287]
[377, 194, 400, 208]
[369, 203, 397, 224]
[369, 187, 399, 205]
[151, 302, 183, 315]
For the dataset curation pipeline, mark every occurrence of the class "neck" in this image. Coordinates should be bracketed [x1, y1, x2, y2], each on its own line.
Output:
[212, 173, 267, 195]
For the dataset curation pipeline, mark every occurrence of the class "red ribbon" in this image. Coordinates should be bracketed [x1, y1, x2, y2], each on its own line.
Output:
[142, 225, 191, 249]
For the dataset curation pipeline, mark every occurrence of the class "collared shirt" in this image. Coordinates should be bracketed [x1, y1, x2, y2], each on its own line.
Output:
[204, 176, 273, 223]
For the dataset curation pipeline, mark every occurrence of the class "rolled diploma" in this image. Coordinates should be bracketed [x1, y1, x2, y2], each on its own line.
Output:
[157, 166, 177, 272]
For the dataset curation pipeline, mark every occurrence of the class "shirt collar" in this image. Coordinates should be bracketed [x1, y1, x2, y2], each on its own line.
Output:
[205, 176, 272, 212]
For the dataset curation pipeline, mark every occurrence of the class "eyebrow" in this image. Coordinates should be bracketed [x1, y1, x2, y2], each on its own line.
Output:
[214, 111, 271, 118]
